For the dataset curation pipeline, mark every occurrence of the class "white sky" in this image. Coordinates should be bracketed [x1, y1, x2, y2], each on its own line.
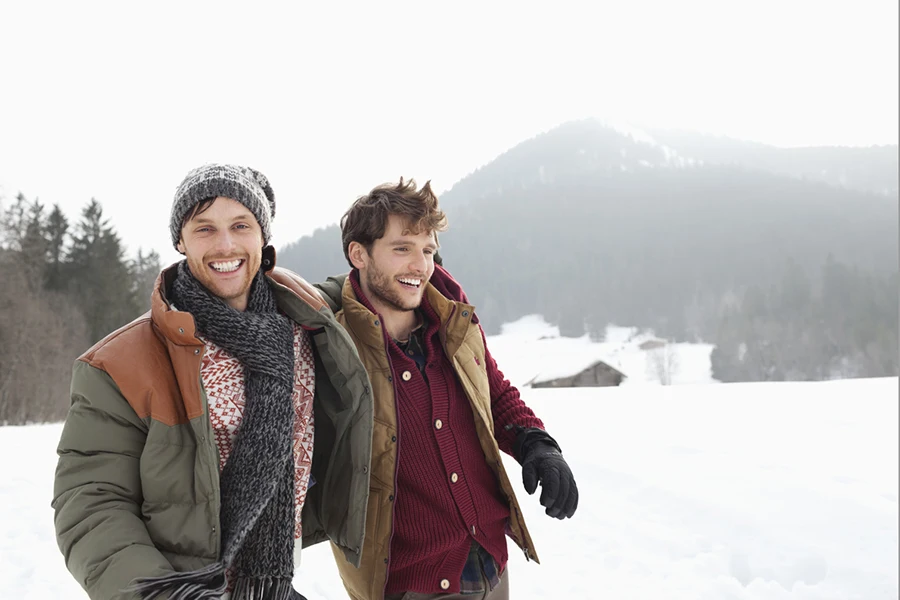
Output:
[1, 0, 897, 265]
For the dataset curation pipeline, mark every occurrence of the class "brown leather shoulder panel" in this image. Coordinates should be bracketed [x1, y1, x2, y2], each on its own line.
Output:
[268, 267, 327, 311]
[79, 316, 191, 427]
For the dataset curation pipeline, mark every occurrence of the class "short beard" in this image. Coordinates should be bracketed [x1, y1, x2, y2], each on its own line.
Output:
[364, 263, 421, 313]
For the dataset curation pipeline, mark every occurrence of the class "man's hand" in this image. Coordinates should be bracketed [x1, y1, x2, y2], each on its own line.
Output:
[520, 440, 579, 519]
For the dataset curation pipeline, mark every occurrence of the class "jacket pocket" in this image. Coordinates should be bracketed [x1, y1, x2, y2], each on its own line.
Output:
[365, 486, 383, 544]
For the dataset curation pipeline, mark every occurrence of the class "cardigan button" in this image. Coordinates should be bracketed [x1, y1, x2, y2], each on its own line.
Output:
[434, 419, 443, 430]
[450, 472, 459, 483]
[440, 579, 450, 590]
[401, 370, 412, 381]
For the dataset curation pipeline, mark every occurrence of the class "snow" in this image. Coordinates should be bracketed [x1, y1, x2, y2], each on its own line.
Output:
[604, 120, 660, 148]
[487, 315, 716, 386]
[1, 335, 896, 599]
[601, 120, 694, 169]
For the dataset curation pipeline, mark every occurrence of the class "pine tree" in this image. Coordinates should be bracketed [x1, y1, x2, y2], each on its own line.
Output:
[45, 204, 70, 291]
[0, 192, 28, 250]
[68, 199, 141, 343]
[1, 193, 48, 291]
[130, 248, 162, 311]
[21, 199, 48, 292]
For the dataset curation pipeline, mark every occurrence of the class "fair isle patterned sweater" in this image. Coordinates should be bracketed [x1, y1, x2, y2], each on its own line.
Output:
[199, 322, 315, 540]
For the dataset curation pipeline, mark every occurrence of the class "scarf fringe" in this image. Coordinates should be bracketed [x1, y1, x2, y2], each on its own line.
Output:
[125, 562, 227, 599]
[231, 576, 297, 600]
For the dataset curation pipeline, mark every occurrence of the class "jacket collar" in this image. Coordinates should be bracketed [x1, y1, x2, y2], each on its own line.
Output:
[149, 246, 327, 346]
[340, 269, 477, 358]
[149, 263, 204, 347]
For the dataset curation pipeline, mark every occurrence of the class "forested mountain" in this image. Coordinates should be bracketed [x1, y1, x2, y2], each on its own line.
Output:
[2, 120, 893, 423]
[646, 129, 899, 196]
[278, 119, 899, 382]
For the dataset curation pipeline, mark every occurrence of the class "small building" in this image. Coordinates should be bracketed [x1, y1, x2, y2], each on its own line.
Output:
[638, 339, 667, 351]
[530, 360, 626, 388]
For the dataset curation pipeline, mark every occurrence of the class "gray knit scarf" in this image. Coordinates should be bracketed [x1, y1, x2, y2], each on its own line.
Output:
[128, 261, 303, 600]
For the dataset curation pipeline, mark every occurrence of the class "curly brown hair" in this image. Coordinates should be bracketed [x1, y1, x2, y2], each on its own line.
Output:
[340, 177, 448, 268]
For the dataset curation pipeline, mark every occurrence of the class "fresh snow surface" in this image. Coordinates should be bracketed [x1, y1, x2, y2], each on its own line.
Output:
[2, 374, 897, 599]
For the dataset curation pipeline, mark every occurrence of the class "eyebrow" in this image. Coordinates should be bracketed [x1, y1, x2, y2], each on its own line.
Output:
[192, 212, 254, 225]
[388, 238, 438, 250]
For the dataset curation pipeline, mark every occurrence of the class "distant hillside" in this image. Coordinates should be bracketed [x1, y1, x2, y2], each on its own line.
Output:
[278, 120, 898, 382]
[438, 119, 899, 207]
[647, 128, 899, 195]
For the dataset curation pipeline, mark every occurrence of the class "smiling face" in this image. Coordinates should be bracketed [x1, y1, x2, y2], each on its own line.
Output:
[176, 196, 263, 311]
[350, 213, 437, 316]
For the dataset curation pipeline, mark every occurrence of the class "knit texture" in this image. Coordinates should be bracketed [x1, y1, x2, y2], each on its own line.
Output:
[170, 163, 276, 248]
[200, 322, 316, 540]
[128, 261, 299, 600]
[348, 274, 544, 595]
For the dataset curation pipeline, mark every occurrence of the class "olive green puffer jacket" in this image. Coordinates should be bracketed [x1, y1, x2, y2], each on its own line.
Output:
[52, 264, 374, 600]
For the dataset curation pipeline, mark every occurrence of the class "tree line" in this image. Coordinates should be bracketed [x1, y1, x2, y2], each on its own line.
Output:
[0, 193, 159, 424]
[710, 256, 898, 381]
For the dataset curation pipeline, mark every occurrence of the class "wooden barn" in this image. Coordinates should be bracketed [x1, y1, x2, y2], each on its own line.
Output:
[530, 360, 626, 388]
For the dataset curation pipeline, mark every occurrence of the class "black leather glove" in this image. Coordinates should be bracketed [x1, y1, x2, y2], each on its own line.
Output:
[514, 428, 578, 519]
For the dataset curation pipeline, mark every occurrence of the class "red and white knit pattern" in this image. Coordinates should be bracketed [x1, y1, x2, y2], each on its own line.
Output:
[201, 322, 315, 539]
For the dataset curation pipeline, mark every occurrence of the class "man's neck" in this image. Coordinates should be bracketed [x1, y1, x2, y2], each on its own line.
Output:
[371, 300, 420, 343]
[352, 270, 422, 341]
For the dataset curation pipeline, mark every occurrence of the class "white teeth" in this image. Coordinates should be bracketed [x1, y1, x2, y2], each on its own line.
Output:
[211, 259, 242, 273]
[398, 277, 421, 287]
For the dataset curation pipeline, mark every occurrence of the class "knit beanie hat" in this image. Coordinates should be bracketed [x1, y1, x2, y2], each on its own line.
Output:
[170, 163, 276, 249]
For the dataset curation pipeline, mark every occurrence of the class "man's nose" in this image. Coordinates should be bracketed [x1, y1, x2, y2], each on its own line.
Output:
[410, 250, 428, 273]
[213, 230, 237, 253]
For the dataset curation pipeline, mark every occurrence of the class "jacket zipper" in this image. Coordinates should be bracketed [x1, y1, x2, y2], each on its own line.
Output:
[380, 319, 403, 598]
[198, 374, 222, 558]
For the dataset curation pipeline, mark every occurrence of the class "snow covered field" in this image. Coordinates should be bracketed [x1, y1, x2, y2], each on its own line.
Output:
[488, 315, 716, 387]
[0, 317, 896, 598]
[2, 376, 896, 599]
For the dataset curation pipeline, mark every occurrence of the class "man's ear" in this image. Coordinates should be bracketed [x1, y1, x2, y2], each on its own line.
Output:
[176, 239, 186, 255]
[348, 241, 368, 270]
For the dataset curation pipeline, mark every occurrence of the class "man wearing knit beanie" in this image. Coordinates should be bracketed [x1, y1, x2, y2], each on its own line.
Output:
[53, 164, 374, 600]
